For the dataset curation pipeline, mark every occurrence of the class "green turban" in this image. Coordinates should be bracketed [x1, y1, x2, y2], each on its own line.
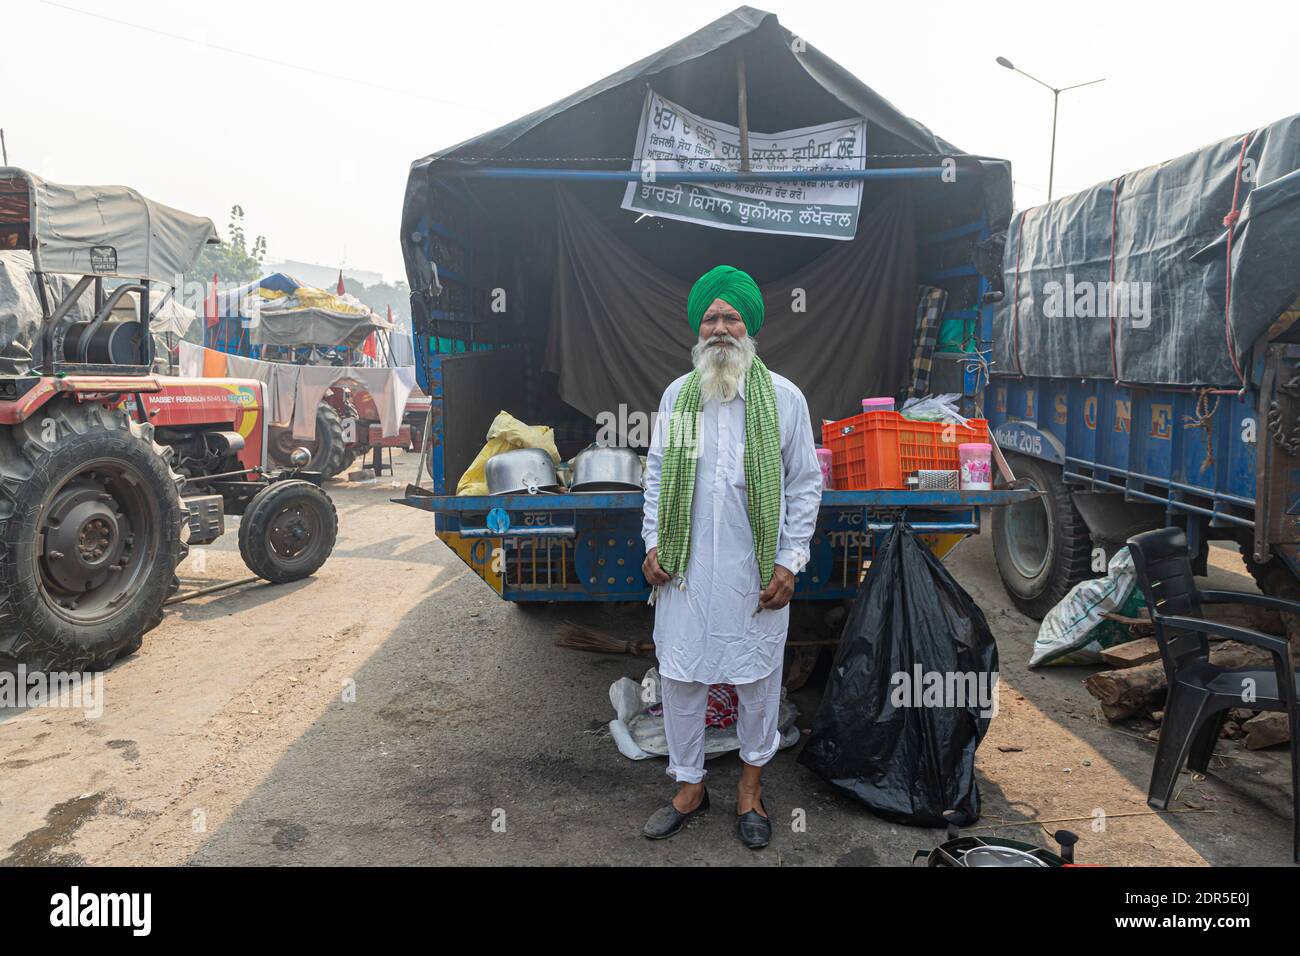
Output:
[686, 265, 764, 336]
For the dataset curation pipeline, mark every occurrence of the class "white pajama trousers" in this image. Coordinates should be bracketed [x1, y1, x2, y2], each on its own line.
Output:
[660, 669, 783, 784]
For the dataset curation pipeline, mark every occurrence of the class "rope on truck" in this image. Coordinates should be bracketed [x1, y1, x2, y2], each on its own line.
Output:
[1222, 130, 1257, 389]
[1185, 388, 1221, 473]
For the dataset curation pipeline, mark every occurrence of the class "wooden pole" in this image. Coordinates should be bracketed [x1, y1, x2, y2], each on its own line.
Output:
[737, 51, 750, 173]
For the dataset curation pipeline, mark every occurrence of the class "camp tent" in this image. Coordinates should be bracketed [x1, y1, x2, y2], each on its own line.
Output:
[209, 272, 399, 353]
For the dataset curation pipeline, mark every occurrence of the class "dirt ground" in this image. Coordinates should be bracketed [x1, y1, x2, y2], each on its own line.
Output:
[1, 450, 1295, 866]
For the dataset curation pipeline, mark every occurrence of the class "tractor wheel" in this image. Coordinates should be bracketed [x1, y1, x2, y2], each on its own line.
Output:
[992, 454, 1096, 620]
[238, 480, 337, 584]
[0, 400, 185, 671]
[337, 448, 358, 476]
[268, 403, 347, 476]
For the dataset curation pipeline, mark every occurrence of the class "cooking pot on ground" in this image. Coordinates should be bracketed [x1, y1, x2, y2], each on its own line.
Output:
[484, 448, 562, 495]
[569, 444, 643, 492]
[911, 811, 1078, 867]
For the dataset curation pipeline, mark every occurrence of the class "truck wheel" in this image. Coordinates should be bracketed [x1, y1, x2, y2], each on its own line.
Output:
[992, 454, 1095, 620]
[1240, 543, 1300, 599]
[239, 480, 337, 583]
[268, 403, 347, 476]
[1238, 543, 1300, 635]
[0, 401, 185, 671]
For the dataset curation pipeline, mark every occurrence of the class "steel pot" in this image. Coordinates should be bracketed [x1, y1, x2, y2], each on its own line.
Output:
[569, 444, 643, 492]
[911, 812, 1078, 867]
[484, 448, 562, 495]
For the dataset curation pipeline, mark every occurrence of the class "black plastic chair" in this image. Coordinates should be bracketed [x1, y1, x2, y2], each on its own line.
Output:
[1127, 527, 1300, 862]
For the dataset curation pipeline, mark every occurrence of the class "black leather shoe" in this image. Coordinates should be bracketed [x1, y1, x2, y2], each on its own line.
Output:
[736, 798, 772, 849]
[642, 788, 710, 840]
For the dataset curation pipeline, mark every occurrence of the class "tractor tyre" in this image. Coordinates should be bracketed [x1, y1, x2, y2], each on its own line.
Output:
[238, 480, 337, 584]
[0, 400, 185, 671]
[268, 402, 347, 477]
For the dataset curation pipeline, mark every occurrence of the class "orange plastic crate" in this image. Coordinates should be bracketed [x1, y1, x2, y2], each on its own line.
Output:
[821, 411, 988, 490]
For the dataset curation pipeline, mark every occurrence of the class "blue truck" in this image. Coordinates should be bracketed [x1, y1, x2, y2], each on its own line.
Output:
[393, 9, 1034, 617]
[985, 114, 1300, 618]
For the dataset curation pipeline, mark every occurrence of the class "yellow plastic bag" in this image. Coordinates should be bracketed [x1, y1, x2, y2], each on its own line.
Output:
[456, 411, 561, 496]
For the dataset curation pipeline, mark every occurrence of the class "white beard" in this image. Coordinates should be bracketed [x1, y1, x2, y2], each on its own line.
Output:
[692, 333, 756, 403]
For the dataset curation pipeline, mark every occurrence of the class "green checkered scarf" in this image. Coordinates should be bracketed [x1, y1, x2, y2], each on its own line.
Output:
[656, 355, 783, 588]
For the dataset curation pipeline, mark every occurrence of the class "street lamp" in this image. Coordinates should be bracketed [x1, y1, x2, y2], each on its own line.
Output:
[996, 57, 1104, 201]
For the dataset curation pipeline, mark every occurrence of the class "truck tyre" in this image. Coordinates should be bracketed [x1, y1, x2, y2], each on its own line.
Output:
[0, 400, 185, 671]
[239, 479, 337, 583]
[1238, 543, 1300, 635]
[1240, 544, 1300, 600]
[268, 403, 347, 477]
[992, 454, 1095, 620]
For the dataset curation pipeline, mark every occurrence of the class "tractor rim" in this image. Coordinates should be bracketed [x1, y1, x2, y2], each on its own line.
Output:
[37, 459, 159, 625]
[267, 499, 323, 566]
[272, 427, 315, 462]
[1004, 480, 1052, 580]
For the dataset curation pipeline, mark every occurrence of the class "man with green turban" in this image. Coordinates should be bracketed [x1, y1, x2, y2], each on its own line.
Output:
[640, 265, 822, 849]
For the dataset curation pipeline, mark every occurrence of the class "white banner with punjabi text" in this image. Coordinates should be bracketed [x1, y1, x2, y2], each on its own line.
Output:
[620, 90, 866, 240]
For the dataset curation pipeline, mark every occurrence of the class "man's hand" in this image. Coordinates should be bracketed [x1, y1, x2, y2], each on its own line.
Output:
[642, 547, 672, 586]
[759, 564, 796, 610]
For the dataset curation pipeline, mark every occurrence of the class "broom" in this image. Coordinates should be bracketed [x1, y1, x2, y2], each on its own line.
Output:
[554, 621, 841, 656]
[556, 621, 653, 655]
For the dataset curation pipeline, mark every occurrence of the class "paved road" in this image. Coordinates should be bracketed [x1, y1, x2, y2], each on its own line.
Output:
[1, 452, 1293, 865]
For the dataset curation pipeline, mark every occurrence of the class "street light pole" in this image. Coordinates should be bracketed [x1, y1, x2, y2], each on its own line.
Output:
[1048, 91, 1058, 200]
[996, 57, 1104, 202]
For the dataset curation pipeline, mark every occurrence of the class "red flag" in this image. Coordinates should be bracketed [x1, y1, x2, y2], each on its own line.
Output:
[205, 272, 219, 326]
[362, 331, 378, 359]
[336, 269, 346, 296]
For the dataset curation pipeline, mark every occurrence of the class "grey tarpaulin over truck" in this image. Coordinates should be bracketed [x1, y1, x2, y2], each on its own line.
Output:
[393, 6, 1035, 611]
[982, 115, 1300, 618]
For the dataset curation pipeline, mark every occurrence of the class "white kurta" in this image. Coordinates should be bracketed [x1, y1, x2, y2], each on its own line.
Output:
[641, 369, 823, 685]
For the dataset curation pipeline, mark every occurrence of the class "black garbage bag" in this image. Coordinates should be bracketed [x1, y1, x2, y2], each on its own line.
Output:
[798, 523, 998, 827]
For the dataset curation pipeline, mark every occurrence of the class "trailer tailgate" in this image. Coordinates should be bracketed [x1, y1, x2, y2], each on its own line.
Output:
[396, 486, 1037, 601]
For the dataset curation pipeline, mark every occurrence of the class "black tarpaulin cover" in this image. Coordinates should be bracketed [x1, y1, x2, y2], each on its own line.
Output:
[400, 6, 1012, 309]
[543, 187, 916, 432]
[799, 525, 998, 827]
[993, 113, 1300, 387]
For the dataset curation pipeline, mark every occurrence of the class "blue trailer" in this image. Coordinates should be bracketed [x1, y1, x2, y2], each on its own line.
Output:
[392, 9, 1036, 611]
[984, 115, 1300, 617]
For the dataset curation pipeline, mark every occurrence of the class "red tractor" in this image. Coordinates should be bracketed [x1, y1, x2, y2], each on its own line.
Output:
[322, 384, 430, 476]
[204, 272, 425, 479]
[0, 168, 337, 671]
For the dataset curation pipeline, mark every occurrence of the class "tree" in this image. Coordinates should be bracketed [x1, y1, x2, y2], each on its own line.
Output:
[184, 205, 267, 292]
[342, 276, 411, 324]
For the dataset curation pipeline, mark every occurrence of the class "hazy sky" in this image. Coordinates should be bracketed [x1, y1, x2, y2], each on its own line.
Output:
[4, 0, 1297, 282]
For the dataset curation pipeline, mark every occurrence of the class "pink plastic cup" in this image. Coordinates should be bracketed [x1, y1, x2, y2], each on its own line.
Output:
[816, 447, 834, 490]
[958, 442, 993, 490]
